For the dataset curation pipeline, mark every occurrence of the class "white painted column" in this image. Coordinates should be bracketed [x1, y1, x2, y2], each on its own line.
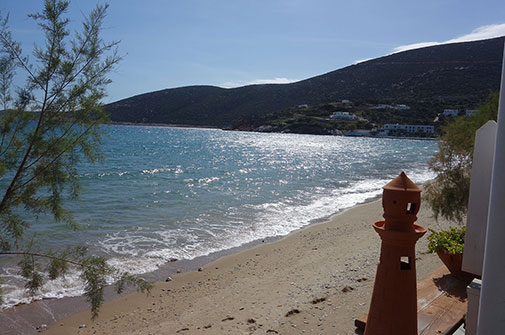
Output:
[462, 120, 496, 277]
[463, 121, 496, 335]
[477, 41, 505, 335]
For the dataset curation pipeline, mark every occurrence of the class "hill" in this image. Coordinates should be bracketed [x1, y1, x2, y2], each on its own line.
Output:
[106, 37, 504, 128]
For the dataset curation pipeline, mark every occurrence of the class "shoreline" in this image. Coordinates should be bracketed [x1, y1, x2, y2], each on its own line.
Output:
[0, 194, 382, 335]
[38, 196, 452, 335]
[110, 122, 438, 141]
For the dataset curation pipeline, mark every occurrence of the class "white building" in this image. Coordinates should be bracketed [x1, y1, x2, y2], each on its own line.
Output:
[466, 109, 480, 116]
[374, 104, 394, 109]
[298, 104, 308, 108]
[330, 111, 357, 120]
[395, 104, 411, 110]
[443, 109, 459, 116]
[381, 124, 435, 135]
[341, 99, 351, 104]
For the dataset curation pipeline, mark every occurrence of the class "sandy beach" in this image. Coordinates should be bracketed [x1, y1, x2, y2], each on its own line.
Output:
[41, 197, 452, 335]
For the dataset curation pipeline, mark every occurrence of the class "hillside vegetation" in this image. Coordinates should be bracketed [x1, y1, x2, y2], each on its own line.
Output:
[106, 37, 504, 129]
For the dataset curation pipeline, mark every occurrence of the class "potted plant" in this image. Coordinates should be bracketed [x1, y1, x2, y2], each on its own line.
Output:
[426, 226, 466, 277]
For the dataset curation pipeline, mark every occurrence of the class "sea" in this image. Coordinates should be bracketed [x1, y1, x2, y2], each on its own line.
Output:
[0, 125, 438, 309]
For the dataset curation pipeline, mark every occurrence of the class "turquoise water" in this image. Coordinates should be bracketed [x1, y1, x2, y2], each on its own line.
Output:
[0, 125, 438, 308]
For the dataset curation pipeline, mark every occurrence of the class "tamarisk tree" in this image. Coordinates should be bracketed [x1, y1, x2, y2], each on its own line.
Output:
[424, 92, 499, 223]
[0, 0, 150, 318]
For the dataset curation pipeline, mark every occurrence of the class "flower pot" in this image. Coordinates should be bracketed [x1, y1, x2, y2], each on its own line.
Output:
[436, 250, 476, 280]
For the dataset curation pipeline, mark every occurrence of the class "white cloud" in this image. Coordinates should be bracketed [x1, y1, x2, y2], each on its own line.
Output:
[250, 77, 298, 85]
[220, 77, 298, 88]
[354, 58, 374, 64]
[393, 23, 505, 53]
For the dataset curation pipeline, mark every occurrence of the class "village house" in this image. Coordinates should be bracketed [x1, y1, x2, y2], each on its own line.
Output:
[380, 124, 435, 136]
[443, 109, 459, 116]
[330, 111, 357, 120]
[395, 104, 411, 110]
[373, 104, 394, 109]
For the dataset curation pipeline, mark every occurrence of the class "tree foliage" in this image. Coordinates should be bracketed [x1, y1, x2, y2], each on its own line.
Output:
[0, 0, 151, 318]
[0, 54, 15, 110]
[424, 92, 499, 223]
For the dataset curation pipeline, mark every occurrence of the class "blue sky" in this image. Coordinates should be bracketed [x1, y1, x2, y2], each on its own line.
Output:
[1, 0, 505, 103]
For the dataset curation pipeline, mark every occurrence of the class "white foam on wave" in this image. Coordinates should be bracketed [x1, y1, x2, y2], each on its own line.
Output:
[0, 266, 85, 310]
[96, 171, 130, 177]
[97, 166, 436, 272]
[141, 167, 172, 175]
[198, 176, 220, 184]
[0, 256, 150, 310]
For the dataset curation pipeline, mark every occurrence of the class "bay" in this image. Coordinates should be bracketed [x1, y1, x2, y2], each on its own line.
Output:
[0, 125, 438, 308]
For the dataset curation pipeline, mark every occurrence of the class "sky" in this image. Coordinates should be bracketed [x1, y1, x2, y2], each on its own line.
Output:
[1, 0, 505, 103]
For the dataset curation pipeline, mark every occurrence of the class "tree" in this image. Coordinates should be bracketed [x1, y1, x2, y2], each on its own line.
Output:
[424, 92, 499, 223]
[0, 0, 150, 318]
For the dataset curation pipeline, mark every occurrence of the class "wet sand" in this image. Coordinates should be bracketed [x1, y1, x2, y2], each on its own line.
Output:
[43, 199, 452, 335]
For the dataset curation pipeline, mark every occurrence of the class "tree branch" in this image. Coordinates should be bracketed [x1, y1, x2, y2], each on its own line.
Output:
[23, 117, 79, 170]
[21, 53, 119, 172]
[0, 31, 44, 92]
[0, 251, 83, 266]
[11, 119, 99, 194]
[0, 117, 22, 157]
[45, 9, 116, 108]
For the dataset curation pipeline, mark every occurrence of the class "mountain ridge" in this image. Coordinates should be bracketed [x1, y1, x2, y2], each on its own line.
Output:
[106, 36, 504, 127]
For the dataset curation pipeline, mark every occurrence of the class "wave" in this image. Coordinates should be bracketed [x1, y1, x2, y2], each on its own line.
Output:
[92, 168, 437, 277]
[0, 267, 85, 309]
